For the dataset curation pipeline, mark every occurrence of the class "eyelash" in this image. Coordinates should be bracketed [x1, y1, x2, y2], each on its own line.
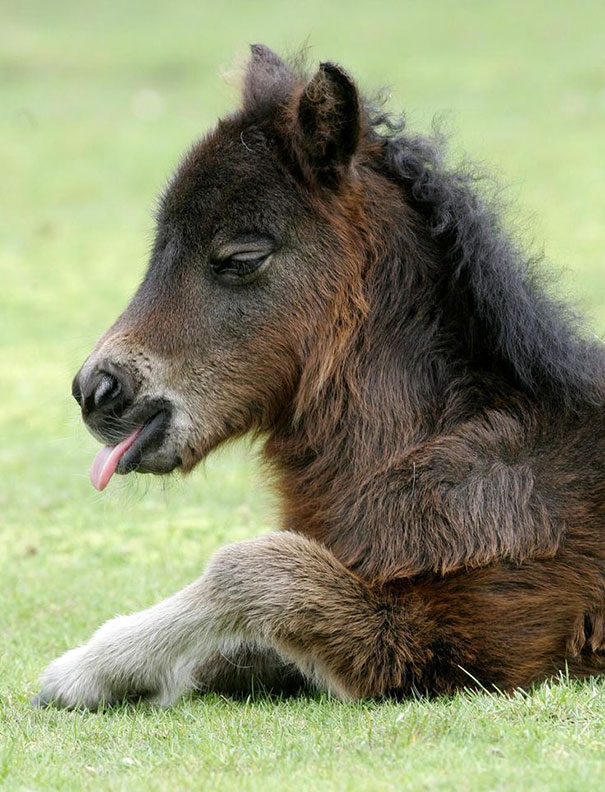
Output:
[211, 252, 271, 283]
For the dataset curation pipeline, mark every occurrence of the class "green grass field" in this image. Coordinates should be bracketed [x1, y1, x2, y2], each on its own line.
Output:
[1, 1, 604, 790]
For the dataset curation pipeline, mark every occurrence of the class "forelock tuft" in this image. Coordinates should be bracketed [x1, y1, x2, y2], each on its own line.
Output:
[242, 44, 298, 115]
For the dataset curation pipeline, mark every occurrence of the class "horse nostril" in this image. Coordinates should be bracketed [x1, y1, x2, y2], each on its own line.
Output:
[93, 373, 121, 410]
[75, 363, 136, 419]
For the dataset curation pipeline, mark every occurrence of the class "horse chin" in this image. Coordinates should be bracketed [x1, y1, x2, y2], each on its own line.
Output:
[174, 428, 235, 475]
[131, 455, 181, 476]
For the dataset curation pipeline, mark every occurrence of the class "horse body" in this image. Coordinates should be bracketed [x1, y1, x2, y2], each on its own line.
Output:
[37, 46, 605, 708]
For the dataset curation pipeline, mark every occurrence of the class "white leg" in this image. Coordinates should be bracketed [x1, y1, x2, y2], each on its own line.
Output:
[36, 531, 390, 709]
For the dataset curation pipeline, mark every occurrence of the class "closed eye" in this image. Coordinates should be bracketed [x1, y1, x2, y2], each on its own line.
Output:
[211, 240, 275, 285]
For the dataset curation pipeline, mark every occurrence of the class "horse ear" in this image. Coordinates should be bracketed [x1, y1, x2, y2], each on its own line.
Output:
[243, 44, 293, 112]
[295, 62, 361, 185]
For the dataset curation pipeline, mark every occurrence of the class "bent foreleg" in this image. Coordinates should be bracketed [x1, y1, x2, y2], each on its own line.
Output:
[37, 532, 430, 709]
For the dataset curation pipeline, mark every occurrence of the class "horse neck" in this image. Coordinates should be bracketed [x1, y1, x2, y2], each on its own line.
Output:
[264, 242, 472, 533]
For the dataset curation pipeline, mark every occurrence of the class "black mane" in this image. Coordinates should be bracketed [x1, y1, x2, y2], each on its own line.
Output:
[369, 111, 605, 408]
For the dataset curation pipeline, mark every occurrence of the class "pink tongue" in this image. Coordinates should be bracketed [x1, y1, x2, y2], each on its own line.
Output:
[90, 427, 143, 491]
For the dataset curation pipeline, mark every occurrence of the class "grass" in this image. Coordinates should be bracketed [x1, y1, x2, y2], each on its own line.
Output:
[3, 681, 605, 791]
[1, 0, 604, 789]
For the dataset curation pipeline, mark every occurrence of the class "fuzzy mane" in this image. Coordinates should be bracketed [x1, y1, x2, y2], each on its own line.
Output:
[367, 112, 605, 409]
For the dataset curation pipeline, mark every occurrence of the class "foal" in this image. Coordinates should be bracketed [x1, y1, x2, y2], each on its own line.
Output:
[38, 46, 605, 708]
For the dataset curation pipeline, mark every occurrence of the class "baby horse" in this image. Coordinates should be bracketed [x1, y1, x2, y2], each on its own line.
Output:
[37, 46, 605, 708]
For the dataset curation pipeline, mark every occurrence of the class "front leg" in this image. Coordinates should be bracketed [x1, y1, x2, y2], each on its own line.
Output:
[37, 636, 306, 709]
[36, 596, 206, 708]
[36, 531, 426, 709]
